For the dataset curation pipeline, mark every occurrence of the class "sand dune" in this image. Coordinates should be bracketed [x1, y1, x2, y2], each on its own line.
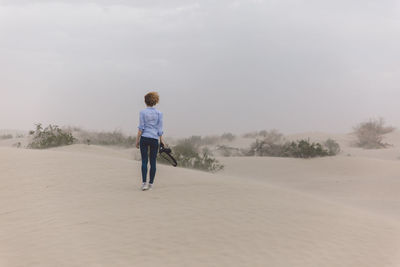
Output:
[220, 156, 400, 221]
[1, 145, 400, 266]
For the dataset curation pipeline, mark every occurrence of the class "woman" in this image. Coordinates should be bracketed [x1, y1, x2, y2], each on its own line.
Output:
[136, 92, 164, 191]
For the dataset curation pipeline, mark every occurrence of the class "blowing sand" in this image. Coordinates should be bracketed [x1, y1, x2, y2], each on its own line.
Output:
[1, 132, 400, 266]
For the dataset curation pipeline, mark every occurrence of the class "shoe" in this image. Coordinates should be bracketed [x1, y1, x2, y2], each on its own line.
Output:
[141, 183, 148, 191]
[148, 184, 153, 190]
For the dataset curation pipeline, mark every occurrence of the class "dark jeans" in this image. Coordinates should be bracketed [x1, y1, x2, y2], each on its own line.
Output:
[140, 136, 159, 184]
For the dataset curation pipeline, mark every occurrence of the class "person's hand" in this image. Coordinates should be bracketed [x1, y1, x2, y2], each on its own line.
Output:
[136, 141, 140, 149]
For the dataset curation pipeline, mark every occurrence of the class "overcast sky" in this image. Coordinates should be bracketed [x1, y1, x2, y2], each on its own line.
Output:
[1, 0, 400, 137]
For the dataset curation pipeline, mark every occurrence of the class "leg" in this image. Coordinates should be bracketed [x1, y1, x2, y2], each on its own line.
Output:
[149, 138, 159, 184]
[140, 137, 149, 183]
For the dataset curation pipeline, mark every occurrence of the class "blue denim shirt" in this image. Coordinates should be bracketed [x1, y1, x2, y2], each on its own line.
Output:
[138, 107, 163, 140]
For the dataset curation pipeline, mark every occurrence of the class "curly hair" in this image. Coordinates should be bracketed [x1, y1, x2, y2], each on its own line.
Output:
[144, 92, 159, 107]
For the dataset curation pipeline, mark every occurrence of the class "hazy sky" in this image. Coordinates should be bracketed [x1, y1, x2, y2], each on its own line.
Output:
[1, 0, 400, 137]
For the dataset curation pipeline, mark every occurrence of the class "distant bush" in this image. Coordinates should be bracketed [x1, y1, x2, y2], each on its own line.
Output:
[174, 135, 225, 147]
[72, 129, 136, 147]
[258, 130, 269, 137]
[160, 138, 223, 172]
[12, 142, 21, 148]
[0, 134, 13, 140]
[242, 131, 258, 138]
[215, 145, 242, 157]
[89, 131, 136, 147]
[176, 133, 235, 148]
[220, 132, 236, 142]
[353, 118, 395, 149]
[242, 129, 280, 139]
[185, 135, 203, 147]
[28, 124, 75, 149]
[246, 130, 339, 158]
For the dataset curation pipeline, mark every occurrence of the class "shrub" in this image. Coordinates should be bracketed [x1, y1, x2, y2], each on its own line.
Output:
[28, 124, 75, 149]
[160, 138, 224, 172]
[281, 139, 329, 158]
[353, 118, 395, 149]
[0, 134, 13, 140]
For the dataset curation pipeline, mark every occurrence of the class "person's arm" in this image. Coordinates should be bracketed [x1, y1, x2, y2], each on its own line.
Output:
[158, 112, 164, 146]
[136, 129, 142, 148]
[136, 111, 145, 149]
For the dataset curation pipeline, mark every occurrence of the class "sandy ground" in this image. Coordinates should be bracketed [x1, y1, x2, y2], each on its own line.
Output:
[1, 132, 400, 266]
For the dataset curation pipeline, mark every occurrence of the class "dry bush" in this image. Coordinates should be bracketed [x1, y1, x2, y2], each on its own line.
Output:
[28, 124, 75, 149]
[164, 138, 223, 172]
[353, 118, 395, 149]
[248, 130, 285, 156]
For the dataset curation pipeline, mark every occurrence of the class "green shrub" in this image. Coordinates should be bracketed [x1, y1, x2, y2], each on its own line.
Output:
[281, 139, 329, 158]
[247, 131, 339, 158]
[28, 124, 75, 149]
[353, 118, 395, 149]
